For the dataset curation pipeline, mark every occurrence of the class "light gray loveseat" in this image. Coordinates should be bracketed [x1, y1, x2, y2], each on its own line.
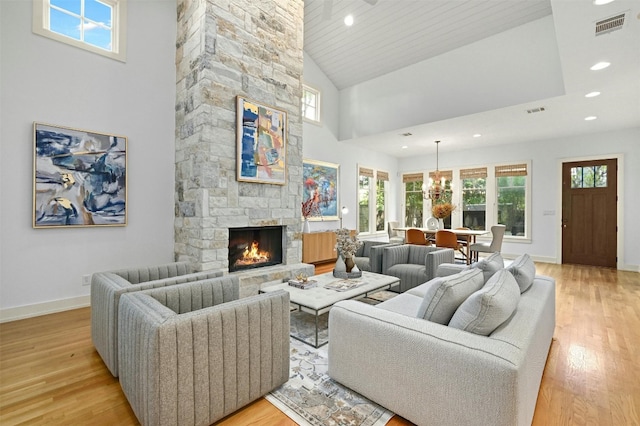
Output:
[328, 253, 555, 426]
[91, 261, 223, 376]
[118, 275, 290, 426]
[381, 244, 455, 292]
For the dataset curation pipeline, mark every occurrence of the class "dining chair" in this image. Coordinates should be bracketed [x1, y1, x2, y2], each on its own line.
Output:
[455, 227, 471, 248]
[469, 224, 507, 262]
[388, 221, 405, 244]
[435, 230, 467, 261]
[406, 228, 429, 245]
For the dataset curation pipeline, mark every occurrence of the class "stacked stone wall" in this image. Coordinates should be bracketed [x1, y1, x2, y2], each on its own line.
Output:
[175, 0, 304, 270]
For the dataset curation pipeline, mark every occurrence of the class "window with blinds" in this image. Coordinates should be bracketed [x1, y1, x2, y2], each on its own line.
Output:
[460, 167, 487, 230]
[496, 163, 527, 236]
[358, 166, 389, 234]
[403, 172, 424, 228]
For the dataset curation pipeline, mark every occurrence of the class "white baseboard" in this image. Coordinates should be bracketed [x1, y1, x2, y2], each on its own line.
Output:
[0, 295, 90, 323]
[620, 264, 640, 273]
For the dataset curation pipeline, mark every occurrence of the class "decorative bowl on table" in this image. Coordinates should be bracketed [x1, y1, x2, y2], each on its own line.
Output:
[332, 270, 362, 279]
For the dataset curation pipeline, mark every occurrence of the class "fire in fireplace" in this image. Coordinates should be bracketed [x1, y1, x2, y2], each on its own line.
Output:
[228, 226, 283, 273]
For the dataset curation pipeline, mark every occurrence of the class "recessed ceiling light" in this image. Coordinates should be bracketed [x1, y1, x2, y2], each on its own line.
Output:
[344, 14, 354, 26]
[585, 91, 601, 98]
[473, 134, 482, 138]
[585, 116, 598, 121]
[590, 62, 610, 71]
[593, 0, 614, 5]
[401, 145, 408, 149]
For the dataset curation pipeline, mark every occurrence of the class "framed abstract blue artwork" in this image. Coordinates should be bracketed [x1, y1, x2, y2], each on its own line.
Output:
[303, 159, 339, 221]
[33, 122, 127, 228]
[236, 96, 287, 185]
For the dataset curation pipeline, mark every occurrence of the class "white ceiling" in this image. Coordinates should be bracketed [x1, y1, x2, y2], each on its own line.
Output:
[303, 0, 640, 157]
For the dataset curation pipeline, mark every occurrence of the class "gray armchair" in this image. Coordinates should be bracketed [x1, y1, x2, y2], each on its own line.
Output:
[382, 244, 455, 292]
[91, 261, 223, 376]
[354, 240, 399, 273]
[118, 275, 290, 426]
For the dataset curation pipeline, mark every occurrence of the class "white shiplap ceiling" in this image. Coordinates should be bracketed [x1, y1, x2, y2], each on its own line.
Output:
[305, 0, 554, 90]
[303, 0, 640, 158]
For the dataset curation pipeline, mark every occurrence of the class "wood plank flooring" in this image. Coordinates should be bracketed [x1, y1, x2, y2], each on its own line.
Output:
[0, 263, 638, 425]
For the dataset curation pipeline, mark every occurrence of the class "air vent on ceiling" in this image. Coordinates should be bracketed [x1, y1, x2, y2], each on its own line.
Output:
[595, 13, 626, 36]
[527, 107, 546, 114]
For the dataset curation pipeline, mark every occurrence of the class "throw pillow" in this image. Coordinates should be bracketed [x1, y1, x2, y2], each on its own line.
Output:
[416, 269, 485, 325]
[448, 269, 521, 336]
[507, 253, 536, 293]
[471, 251, 504, 282]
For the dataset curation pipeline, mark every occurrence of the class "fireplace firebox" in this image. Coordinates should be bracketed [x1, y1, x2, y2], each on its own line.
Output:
[228, 226, 283, 273]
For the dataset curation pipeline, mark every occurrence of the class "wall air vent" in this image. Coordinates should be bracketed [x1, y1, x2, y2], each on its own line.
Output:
[526, 107, 546, 114]
[595, 13, 626, 36]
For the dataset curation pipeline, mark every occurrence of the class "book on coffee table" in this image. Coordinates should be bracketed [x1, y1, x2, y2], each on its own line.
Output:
[288, 279, 317, 289]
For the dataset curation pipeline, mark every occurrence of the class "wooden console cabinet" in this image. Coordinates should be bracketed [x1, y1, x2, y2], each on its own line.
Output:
[302, 231, 337, 264]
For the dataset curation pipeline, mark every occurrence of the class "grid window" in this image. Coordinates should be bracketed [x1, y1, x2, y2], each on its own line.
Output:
[302, 84, 321, 123]
[571, 165, 607, 188]
[33, 0, 127, 62]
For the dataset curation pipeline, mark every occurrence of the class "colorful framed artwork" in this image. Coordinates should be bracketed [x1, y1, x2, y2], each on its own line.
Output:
[303, 159, 339, 221]
[236, 96, 287, 185]
[33, 122, 127, 228]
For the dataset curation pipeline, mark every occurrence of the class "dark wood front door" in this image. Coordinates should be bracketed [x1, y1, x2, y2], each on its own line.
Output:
[562, 159, 617, 267]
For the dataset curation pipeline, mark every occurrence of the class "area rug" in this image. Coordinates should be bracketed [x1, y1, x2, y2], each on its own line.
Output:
[266, 338, 394, 426]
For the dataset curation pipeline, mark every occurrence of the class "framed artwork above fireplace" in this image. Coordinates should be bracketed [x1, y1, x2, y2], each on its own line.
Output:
[303, 159, 339, 221]
[236, 96, 287, 185]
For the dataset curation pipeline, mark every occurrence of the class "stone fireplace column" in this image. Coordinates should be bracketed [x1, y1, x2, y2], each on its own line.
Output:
[174, 0, 304, 271]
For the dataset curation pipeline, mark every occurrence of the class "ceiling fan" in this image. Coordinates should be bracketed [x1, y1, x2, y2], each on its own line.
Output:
[322, 0, 379, 21]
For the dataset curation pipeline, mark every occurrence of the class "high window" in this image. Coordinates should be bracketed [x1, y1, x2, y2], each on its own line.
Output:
[403, 173, 424, 228]
[358, 166, 388, 234]
[33, 0, 127, 62]
[301, 84, 321, 123]
[460, 167, 487, 230]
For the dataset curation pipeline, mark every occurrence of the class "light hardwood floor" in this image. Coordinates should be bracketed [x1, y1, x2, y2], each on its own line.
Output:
[0, 263, 638, 425]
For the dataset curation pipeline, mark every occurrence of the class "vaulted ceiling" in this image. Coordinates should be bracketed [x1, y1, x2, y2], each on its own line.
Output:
[303, 0, 640, 157]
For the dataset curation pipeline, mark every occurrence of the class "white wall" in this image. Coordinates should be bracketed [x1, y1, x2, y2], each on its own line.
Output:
[0, 0, 178, 319]
[303, 54, 399, 236]
[399, 127, 640, 270]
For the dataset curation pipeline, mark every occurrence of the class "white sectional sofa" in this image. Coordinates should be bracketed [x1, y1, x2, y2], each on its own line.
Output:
[328, 253, 555, 426]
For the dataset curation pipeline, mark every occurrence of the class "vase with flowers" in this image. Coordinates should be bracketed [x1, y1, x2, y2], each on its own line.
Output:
[301, 197, 321, 233]
[432, 202, 456, 229]
[334, 228, 363, 277]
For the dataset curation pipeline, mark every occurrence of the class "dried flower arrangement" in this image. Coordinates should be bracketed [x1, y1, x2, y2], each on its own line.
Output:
[301, 197, 321, 219]
[432, 202, 456, 219]
[334, 228, 362, 258]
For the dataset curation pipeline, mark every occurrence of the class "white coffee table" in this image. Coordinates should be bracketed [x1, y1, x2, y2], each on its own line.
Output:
[260, 271, 400, 347]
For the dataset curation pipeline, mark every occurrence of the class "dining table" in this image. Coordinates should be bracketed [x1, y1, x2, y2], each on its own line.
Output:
[394, 227, 489, 265]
